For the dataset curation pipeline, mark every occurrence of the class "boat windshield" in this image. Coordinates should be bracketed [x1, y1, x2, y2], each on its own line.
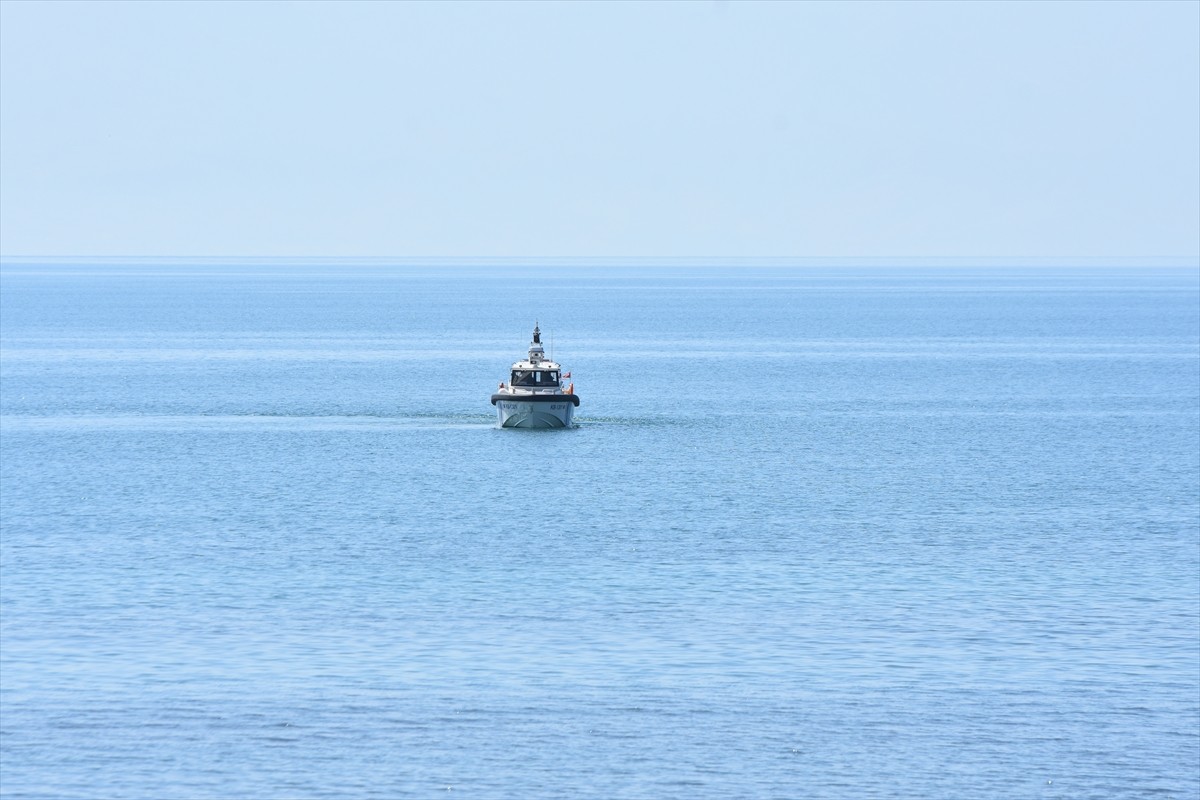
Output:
[511, 370, 559, 387]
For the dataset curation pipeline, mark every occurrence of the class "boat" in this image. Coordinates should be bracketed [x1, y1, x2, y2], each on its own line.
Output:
[491, 324, 580, 428]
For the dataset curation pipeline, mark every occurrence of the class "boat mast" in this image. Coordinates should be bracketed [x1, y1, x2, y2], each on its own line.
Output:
[528, 323, 544, 365]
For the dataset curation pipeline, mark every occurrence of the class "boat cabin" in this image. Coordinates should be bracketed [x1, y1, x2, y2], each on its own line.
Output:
[510, 368, 560, 387]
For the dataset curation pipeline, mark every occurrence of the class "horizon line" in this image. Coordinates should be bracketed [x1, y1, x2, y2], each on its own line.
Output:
[1, 255, 1197, 268]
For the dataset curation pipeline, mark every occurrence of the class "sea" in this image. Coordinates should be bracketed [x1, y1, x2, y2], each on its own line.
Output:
[1, 262, 1197, 799]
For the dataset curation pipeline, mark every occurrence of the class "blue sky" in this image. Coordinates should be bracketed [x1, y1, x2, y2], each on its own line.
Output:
[1, 0, 1197, 259]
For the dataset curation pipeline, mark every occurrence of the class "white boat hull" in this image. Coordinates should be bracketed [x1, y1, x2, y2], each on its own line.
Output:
[495, 399, 575, 429]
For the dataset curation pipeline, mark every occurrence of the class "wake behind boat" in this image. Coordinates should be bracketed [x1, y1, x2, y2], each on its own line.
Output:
[490, 325, 580, 428]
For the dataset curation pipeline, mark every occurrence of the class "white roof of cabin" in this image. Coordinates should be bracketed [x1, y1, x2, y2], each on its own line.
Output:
[510, 360, 562, 370]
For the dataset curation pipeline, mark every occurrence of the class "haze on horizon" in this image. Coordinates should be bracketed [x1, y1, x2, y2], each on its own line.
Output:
[1, 0, 1197, 261]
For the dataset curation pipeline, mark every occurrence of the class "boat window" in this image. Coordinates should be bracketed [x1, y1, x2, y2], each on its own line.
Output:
[510, 370, 559, 386]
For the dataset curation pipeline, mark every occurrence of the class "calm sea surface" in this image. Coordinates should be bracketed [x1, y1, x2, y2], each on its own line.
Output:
[1, 264, 1197, 799]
